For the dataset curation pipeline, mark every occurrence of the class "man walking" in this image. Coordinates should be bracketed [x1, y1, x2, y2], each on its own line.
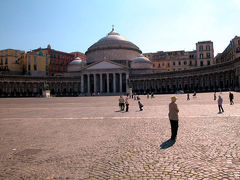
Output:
[229, 92, 234, 105]
[218, 95, 224, 113]
[168, 96, 179, 141]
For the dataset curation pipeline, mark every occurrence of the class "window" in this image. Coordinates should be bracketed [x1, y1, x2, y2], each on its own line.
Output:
[206, 45, 210, 50]
[200, 54, 203, 59]
[5, 58, 8, 64]
[238, 40, 240, 45]
[195, 60, 198, 66]
[178, 61, 181, 65]
[189, 61, 192, 66]
[207, 61, 210, 65]
[184, 61, 187, 65]
[173, 62, 175, 66]
[199, 45, 203, 51]
[207, 53, 211, 58]
[0, 58, 2, 65]
[34, 65, 37, 71]
[168, 63, 170, 67]
[158, 63, 160, 67]
[28, 65, 31, 71]
[153, 64, 155, 67]
[200, 61, 204, 66]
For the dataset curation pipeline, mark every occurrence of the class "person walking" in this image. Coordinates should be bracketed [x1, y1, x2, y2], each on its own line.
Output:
[125, 96, 129, 112]
[187, 93, 190, 100]
[168, 96, 179, 141]
[119, 96, 125, 111]
[229, 92, 234, 105]
[218, 95, 224, 113]
[214, 92, 216, 100]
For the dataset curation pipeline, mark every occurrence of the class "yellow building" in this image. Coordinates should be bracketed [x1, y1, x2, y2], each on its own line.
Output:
[0, 49, 25, 74]
[23, 51, 50, 76]
[144, 41, 214, 72]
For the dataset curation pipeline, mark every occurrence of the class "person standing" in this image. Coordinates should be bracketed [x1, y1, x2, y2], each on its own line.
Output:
[119, 96, 125, 111]
[218, 95, 224, 113]
[214, 92, 216, 100]
[229, 92, 234, 105]
[168, 96, 179, 141]
[187, 93, 190, 100]
[125, 96, 129, 112]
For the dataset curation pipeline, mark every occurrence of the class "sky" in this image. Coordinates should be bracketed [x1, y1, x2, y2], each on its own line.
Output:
[0, 0, 240, 56]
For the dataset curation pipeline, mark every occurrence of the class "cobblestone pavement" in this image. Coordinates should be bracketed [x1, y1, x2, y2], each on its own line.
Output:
[0, 92, 240, 179]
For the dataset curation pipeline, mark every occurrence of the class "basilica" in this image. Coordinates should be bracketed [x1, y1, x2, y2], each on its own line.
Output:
[0, 28, 240, 97]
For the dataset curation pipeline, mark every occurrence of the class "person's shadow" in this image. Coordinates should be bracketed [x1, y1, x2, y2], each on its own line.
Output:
[160, 139, 176, 149]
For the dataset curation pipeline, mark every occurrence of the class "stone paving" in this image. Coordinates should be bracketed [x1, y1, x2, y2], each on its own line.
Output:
[0, 92, 240, 179]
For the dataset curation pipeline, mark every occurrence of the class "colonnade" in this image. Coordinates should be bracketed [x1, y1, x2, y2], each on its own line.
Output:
[81, 72, 129, 94]
[130, 70, 238, 94]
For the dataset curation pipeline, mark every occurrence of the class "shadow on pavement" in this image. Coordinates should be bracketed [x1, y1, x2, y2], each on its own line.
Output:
[160, 139, 176, 149]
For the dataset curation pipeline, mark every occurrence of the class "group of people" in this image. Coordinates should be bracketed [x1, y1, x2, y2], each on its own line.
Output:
[118, 91, 236, 142]
[118, 95, 129, 112]
[214, 91, 234, 113]
[119, 95, 144, 112]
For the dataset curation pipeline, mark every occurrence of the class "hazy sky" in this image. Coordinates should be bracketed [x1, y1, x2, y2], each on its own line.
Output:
[0, 0, 240, 55]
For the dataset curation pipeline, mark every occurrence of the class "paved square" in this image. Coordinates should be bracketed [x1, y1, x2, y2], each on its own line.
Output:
[0, 92, 240, 179]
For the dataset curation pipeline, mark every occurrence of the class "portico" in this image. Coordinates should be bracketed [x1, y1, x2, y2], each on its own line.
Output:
[80, 59, 129, 94]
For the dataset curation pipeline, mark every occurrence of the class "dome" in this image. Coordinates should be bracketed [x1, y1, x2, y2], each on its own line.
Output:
[67, 57, 85, 72]
[69, 57, 84, 65]
[132, 55, 151, 63]
[131, 55, 152, 69]
[85, 28, 142, 65]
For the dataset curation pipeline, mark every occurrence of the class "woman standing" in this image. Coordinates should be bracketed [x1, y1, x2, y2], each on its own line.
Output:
[168, 96, 179, 141]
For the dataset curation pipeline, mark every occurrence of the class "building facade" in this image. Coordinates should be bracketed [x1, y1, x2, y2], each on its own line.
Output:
[33, 45, 75, 76]
[215, 36, 240, 64]
[144, 41, 214, 72]
[0, 49, 25, 75]
[22, 51, 50, 76]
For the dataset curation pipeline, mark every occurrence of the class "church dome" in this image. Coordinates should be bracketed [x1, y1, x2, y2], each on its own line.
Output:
[67, 57, 85, 72]
[131, 55, 152, 69]
[69, 57, 84, 65]
[132, 55, 151, 63]
[85, 28, 142, 66]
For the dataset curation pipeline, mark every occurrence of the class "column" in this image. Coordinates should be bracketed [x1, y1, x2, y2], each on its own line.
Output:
[107, 73, 109, 93]
[119, 73, 122, 93]
[87, 74, 90, 94]
[126, 73, 129, 92]
[100, 73, 103, 93]
[94, 73, 97, 93]
[113, 73, 116, 93]
[81, 75, 84, 93]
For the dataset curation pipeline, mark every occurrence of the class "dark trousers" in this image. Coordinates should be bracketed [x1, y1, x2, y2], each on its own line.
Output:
[121, 103, 125, 111]
[126, 104, 129, 112]
[170, 120, 178, 140]
[218, 105, 224, 112]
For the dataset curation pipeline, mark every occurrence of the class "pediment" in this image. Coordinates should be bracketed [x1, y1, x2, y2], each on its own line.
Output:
[86, 61, 125, 70]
